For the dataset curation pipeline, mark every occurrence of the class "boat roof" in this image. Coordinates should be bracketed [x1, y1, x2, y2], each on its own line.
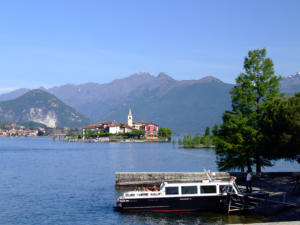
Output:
[162, 180, 234, 186]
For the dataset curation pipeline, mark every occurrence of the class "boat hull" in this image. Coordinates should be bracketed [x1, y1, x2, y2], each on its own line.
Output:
[115, 195, 227, 212]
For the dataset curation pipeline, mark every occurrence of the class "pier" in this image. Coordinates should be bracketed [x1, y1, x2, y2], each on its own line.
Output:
[115, 171, 231, 189]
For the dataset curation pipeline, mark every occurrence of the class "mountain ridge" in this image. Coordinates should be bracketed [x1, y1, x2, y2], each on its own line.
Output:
[0, 72, 299, 133]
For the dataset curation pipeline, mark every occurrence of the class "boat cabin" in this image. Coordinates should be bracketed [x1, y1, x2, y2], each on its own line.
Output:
[121, 180, 239, 199]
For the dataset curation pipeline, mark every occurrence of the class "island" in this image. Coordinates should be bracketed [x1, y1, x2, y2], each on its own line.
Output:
[64, 108, 172, 143]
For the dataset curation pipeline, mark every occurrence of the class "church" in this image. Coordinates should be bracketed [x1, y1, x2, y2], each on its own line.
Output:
[127, 108, 159, 137]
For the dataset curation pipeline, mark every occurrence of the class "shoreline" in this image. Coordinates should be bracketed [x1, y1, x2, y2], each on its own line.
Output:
[62, 137, 170, 143]
[178, 144, 216, 148]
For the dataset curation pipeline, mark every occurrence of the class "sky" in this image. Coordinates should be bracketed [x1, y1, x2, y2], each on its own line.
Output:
[0, 0, 299, 93]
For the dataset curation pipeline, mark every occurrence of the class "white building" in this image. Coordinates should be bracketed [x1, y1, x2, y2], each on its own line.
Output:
[108, 124, 120, 134]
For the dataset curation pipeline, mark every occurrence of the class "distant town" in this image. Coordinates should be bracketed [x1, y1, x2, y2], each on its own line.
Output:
[0, 123, 46, 137]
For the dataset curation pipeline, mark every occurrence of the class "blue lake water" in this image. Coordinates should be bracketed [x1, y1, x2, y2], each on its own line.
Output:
[0, 137, 299, 225]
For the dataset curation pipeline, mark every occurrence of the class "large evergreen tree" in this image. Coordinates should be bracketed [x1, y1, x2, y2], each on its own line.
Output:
[216, 48, 281, 173]
[261, 92, 300, 161]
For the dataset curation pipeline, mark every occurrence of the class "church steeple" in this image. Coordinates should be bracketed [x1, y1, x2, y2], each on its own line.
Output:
[128, 108, 133, 126]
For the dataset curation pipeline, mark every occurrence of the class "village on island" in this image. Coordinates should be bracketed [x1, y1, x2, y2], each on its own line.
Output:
[66, 108, 172, 142]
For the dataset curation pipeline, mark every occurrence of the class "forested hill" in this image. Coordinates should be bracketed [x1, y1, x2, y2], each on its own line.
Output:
[0, 89, 90, 128]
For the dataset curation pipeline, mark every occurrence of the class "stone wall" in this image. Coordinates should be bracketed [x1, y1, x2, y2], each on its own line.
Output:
[115, 172, 230, 189]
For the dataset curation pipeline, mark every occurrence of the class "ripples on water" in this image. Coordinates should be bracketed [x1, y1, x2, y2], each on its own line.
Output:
[0, 137, 299, 225]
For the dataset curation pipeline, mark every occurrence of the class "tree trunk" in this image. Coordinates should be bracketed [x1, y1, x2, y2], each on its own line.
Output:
[255, 154, 261, 174]
[246, 150, 251, 171]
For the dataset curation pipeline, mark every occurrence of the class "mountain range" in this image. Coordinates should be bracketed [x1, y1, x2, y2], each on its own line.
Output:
[279, 72, 300, 96]
[0, 72, 299, 133]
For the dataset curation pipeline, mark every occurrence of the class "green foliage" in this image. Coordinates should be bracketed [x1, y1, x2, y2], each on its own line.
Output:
[21, 121, 48, 129]
[181, 134, 214, 148]
[260, 93, 300, 161]
[212, 124, 218, 136]
[83, 128, 147, 140]
[204, 126, 210, 136]
[215, 112, 256, 172]
[216, 48, 281, 172]
[158, 128, 172, 140]
[183, 134, 193, 146]
[124, 129, 145, 139]
[178, 138, 182, 145]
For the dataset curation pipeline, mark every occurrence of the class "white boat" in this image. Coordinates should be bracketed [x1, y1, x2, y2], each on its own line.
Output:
[114, 179, 241, 212]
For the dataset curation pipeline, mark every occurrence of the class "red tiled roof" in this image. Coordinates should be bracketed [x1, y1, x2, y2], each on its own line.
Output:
[107, 122, 120, 127]
[83, 124, 100, 129]
[138, 121, 158, 126]
[100, 121, 114, 125]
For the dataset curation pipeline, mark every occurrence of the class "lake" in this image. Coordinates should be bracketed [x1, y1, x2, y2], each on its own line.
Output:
[0, 137, 299, 225]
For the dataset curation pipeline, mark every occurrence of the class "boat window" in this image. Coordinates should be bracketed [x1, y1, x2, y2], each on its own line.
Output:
[219, 185, 233, 194]
[200, 185, 217, 194]
[165, 186, 179, 195]
[181, 186, 198, 195]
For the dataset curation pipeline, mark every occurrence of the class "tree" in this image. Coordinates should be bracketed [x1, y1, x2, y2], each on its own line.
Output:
[183, 134, 193, 146]
[125, 129, 145, 139]
[178, 138, 182, 146]
[260, 93, 300, 161]
[216, 48, 281, 173]
[216, 112, 261, 172]
[158, 128, 172, 141]
[204, 126, 210, 136]
[212, 124, 218, 136]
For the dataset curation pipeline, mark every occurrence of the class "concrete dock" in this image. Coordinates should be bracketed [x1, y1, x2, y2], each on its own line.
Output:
[115, 171, 231, 189]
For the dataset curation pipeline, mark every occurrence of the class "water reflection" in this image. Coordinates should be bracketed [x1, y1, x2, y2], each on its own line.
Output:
[120, 212, 262, 225]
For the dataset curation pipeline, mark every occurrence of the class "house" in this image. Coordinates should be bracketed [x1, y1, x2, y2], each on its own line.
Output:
[140, 121, 159, 136]
[105, 122, 120, 134]
[82, 123, 103, 136]
[132, 121, 143, 130]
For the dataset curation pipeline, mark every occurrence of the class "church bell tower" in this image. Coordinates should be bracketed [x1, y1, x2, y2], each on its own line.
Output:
[128, 108, 133, 126]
